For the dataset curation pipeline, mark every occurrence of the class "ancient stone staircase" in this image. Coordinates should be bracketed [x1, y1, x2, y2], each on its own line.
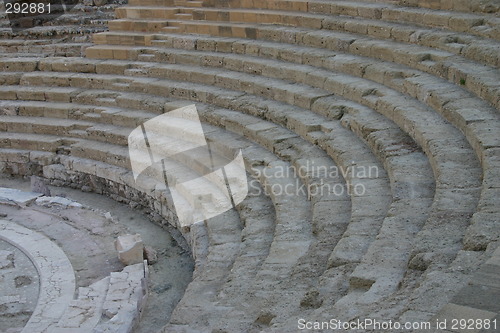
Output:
[1, 0, 499, 331]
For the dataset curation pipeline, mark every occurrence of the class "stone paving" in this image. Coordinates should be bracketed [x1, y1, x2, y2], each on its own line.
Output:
[0, 182, 193, 333]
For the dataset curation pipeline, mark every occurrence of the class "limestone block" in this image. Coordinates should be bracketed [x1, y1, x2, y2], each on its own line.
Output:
[115, 234, 144, 266]
[0, 250, 14, 269]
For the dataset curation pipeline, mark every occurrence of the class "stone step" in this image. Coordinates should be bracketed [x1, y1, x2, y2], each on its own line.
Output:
[292, 105, 434, 320]
[0, 41, 90, 57]
[0, 85, 390, 254]
[399, 247, 492, 325]
[0, 92, 394, 288]
[92, 41, 496, 252]
[0, 131, 76, 152]
[430, 245, 500, 331]
[4, 67, 484, 228]
[154, 16, 499, 68]
[7, 65, 484, 195]
[92, 31, 157, 46]
[175, 0, 500, 38]
[2, 63, 484, 211]
[176, 0, 499, 16]
[210, 179, 277, 329]
[93, 263, 148, 333]
[115, 6, 182, 19]
[0, 114, 249, 215]
[36, 52, 488, 252]
[109, 19, 172, 32]
[386, 0, 499, 14]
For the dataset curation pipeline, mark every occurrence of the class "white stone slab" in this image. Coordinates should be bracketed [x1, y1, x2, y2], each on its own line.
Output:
[0, 187, 42, 205]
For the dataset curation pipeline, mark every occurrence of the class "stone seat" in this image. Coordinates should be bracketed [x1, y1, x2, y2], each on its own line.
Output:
[90, 36, 500, 112]
[109, 19, 177, 33]
[75, 45, 500, 259]
[370, 0, 500, 14]
[89, 24, 500, 107]
[3, 56, 490, 208]
[4, 57, 484, 215]
[9, 61, 482, 194]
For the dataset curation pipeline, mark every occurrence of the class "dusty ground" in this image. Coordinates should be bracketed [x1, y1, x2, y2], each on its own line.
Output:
[0, 175, 194, 333]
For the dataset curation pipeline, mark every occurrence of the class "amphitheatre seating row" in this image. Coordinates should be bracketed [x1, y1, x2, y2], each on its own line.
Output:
[0, 0, 498, 330]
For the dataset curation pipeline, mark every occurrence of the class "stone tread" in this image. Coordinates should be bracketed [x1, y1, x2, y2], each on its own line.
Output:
[43, 51, 495, 254]
[0, 109, 360, 330]
[2, 65, 488, 252]
[431, 245, 500, 331]
[87, 31, 500, 110]
[0, 91, 410, 298]
[0, 85, 410, 330]
[8, 64, 485, 187]
[0, 5, 491, 320]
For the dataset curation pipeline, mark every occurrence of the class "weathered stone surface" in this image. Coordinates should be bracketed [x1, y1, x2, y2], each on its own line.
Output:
[0, 250, 14, 269]
[0, 187, 42, 205]
[1, 0, 500, 331]
[114, 234, 144, 266]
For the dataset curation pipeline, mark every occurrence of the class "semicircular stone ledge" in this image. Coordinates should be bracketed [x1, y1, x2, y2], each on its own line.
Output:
[0, 219, 76, 333]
